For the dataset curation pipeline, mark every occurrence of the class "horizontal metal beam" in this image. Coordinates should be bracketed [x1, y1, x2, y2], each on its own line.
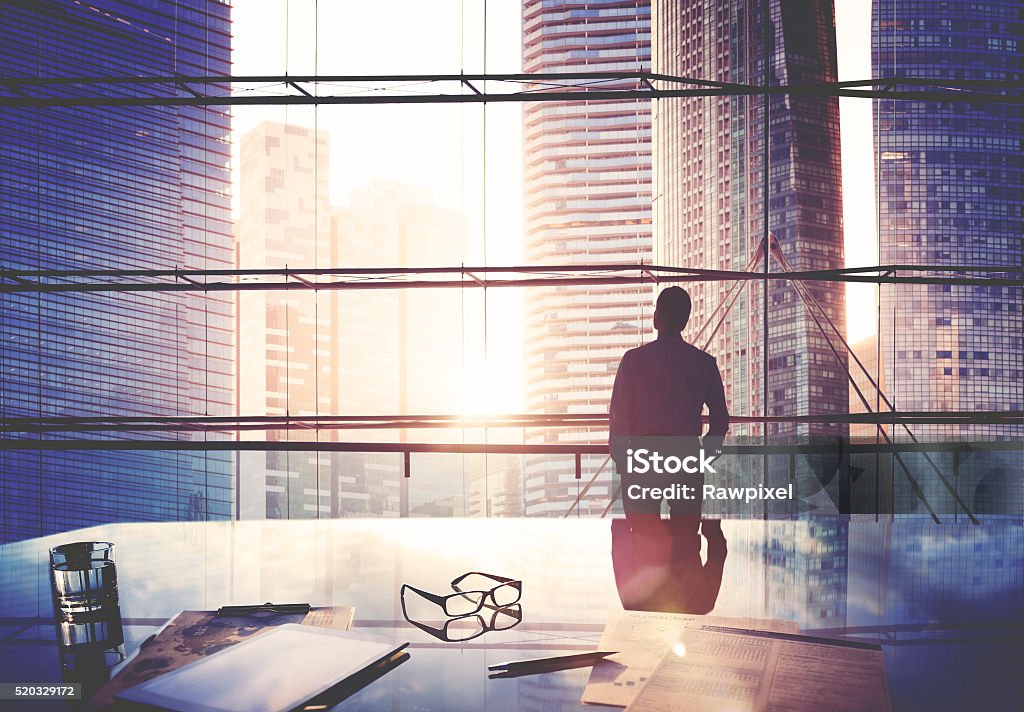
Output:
[4, 262, 1016, 279]
[1, 263, 1019, 294]
[0, 411, 1018, 434]
[0, 439, 1018, 455]
[4, 72, 1016, 90]
[0, 71, 732, 88]
[0, 72, 1019, 108]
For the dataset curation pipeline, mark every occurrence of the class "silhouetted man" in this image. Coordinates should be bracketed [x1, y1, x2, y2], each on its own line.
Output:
[609, 286, 729, 518]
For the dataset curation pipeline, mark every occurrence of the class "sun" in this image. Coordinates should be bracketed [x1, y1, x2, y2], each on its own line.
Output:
[459, 360, 524, 417]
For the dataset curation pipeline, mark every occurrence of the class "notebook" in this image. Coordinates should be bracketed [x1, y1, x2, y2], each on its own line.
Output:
[114, 624, 408, 712]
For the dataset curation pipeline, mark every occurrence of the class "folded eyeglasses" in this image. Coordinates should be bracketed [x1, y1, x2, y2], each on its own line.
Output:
[401, 571, 523, 642]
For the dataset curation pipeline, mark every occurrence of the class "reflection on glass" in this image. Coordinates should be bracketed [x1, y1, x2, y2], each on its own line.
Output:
[611, 518, 727, 614]
[0, 518, 1020, 710]
[403, 604, 523, 643]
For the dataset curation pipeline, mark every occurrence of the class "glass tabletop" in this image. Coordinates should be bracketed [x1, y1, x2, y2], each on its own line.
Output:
[1, 516, 1021, 710]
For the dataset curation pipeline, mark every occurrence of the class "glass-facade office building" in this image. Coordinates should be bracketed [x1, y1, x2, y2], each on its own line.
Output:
[237, 122, 336, 521]
[0, 0, 233, 542]
[652, 0, 848, 443]
[873, 0, 1022, 512]
[522, 0, 652, 515]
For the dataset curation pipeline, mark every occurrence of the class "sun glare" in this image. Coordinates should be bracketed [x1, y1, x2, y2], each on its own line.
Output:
[460, 360, 524, 417]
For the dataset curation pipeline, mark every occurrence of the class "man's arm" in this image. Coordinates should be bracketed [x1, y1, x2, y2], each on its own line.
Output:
[704, 356, 729, 441]
[609, 350, 634, 464]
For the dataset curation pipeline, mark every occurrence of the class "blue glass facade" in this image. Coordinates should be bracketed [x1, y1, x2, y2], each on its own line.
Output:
[0, 0, 233, 542]
[872, 1, 1022, 511]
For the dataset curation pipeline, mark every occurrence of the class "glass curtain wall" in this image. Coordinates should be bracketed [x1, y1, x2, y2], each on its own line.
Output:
[1, 1, 1020, 541]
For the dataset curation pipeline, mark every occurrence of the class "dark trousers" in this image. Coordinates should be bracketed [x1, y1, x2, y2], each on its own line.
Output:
[615, 436, 704, 520]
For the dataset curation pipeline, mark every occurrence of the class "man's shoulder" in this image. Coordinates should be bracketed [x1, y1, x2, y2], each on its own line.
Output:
[626, 339, 718, 365]
[623, 342, 652, 356]
[621, 340, 674, 363]
[616, 344, 643, 370]
[684, 341, 719, 364]
[674, 338, 718, 365]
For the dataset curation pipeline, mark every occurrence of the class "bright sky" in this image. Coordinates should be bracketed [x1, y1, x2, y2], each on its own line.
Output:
[834, 0, 880, 344]
[231, 0, 879, 414]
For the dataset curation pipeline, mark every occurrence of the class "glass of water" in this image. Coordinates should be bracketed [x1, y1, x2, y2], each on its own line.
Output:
[49, 542, 124, 657]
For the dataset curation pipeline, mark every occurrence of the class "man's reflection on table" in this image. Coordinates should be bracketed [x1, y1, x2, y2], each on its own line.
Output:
[611, 516, 727, 614]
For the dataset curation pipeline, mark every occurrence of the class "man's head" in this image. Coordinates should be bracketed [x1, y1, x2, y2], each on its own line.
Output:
[654, 286, 692, 332]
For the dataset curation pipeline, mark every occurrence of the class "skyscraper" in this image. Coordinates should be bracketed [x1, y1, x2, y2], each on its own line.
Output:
[333, 181, 467, 517]
[652, 1, 848, 445]
[0, 0, 233, 542]
[522, 0, 653, 515]
[237, 123, 469, 520]
[872, 0, 1022, 514]
[872, 3, 1021, 423]
[237, 122, 335, 520]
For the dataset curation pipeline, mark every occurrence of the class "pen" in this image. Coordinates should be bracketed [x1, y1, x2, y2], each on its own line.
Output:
[216, 602, 312, 617]
[488, 650, 618, 673]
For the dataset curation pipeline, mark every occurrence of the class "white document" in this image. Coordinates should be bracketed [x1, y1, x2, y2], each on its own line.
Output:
[115, 624, 406, 712]
[582, 611, 800, 707]
[625, 625, 891, 712]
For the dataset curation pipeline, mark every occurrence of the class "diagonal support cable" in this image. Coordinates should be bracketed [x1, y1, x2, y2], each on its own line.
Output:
[786, 262, 941, 522]
[768, 236, 979, 523]
[695, 237, 766, 350]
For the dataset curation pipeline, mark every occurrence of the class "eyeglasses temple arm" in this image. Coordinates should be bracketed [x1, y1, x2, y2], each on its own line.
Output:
[451, 571, 518, 587]
[401, 583, 448, 607]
